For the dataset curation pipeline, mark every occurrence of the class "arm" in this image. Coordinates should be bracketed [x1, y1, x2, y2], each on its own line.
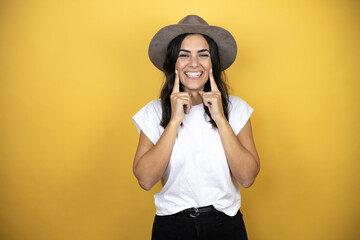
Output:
[216, 118, 260, 188]
[133, 70, 191, 190]
[200, 69, 260, 188]
[133, 121, 180, 191]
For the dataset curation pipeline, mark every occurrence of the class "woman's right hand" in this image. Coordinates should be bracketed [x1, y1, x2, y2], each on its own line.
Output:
[170, 70, 192, 125]
[133, 70, 191, 191]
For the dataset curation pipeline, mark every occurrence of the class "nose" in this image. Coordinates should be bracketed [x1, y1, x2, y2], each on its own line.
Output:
[190, 56, 199, 67]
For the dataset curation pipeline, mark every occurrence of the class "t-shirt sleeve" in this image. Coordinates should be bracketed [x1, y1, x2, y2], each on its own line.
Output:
[132, 100, 163, 144]
[228, 96, 254, 135]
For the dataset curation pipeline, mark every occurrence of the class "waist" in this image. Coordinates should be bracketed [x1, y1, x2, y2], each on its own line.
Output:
[179, 205, 217, 218]
[154, 187, 241, 216]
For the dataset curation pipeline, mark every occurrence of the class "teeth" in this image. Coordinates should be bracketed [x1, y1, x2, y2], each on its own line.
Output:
[185, 72, 202, 77]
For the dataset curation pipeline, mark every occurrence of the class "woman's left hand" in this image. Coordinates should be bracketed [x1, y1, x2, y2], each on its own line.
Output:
[199, 69, 226, 123]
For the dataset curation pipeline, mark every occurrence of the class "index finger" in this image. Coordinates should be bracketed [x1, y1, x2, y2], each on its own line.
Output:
[209, 68, 219, 91]
[172, 69, 180, 93]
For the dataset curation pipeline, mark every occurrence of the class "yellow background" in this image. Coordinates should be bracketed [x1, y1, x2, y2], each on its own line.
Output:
[0, 0, 359, 239]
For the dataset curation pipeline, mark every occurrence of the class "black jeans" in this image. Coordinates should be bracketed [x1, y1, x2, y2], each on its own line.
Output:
[151, 207, 248, 240]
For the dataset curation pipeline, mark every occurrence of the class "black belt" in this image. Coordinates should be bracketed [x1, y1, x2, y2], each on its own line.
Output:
[180, 205, 215, 218]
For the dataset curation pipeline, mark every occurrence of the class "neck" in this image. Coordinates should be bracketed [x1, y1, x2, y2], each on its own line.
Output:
[187, 90, 203, 105]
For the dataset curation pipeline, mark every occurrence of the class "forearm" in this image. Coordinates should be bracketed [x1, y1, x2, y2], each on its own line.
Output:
[216, 119, 260, 188]
[133, 121, 180, 190]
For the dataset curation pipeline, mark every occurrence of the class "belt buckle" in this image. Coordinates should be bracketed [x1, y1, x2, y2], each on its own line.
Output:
[189, 207, 199, 218]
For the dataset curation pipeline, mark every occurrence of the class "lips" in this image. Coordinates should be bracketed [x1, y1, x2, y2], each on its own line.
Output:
[184, 71, 203, 78]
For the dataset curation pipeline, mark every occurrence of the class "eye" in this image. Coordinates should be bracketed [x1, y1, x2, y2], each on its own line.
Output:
[178, 54, 189, 58]
[199, 54, 209, 58]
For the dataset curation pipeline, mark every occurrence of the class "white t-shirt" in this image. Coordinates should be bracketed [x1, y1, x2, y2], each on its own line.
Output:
[132, 95, 253, 216]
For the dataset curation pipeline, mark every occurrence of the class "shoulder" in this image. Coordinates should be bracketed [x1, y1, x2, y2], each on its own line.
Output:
[138, 99, 162, 114]
[142, 98, 161, 108]
[133, 99, 162, 120]
[132, 99, 163, 138]
[228, 95, 252, 112]
[227, 95, 254, 135]
[228, 95, 247, 104]
[150, 99, 162, 107]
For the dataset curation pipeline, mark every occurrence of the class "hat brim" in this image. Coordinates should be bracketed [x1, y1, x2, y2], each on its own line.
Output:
[148, 24, 237, 71]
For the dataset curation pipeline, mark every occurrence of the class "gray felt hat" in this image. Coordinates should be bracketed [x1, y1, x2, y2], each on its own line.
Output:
[148, 15, 237, 71]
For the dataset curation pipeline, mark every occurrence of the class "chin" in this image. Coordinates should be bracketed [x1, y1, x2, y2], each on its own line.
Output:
[182, 83, 205, 92]
[181, 79, 207, 92]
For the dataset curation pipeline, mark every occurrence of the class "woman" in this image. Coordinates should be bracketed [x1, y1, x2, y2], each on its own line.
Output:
[133, 15, 260, 240]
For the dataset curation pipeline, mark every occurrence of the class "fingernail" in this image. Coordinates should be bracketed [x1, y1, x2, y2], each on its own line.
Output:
[210, 68, 213, 73]
[175, 69, 178, 74]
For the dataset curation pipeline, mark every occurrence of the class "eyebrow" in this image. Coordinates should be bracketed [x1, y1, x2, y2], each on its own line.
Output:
[179, 49, 210, 53]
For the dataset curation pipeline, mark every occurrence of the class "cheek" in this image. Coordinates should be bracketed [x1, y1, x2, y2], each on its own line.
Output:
[175, 59, 186, 70]
[175, 59, 181, 70]
[202, 59, 212, 70]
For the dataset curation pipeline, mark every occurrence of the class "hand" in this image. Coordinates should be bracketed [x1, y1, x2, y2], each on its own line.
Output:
[170, 70, 192, 125]
[199, 69, 225, 123]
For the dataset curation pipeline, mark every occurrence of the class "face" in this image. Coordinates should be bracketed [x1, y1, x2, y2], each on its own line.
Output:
[175, 34, 212, 93]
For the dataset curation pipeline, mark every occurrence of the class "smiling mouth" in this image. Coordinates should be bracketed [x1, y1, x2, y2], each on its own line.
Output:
[184, 71, 203, 78]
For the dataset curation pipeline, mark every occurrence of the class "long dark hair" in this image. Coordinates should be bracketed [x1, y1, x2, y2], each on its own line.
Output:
[160, 33, 230, 128]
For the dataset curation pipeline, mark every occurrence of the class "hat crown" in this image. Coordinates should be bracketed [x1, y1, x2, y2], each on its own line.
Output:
[178, 15, 209, 26]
